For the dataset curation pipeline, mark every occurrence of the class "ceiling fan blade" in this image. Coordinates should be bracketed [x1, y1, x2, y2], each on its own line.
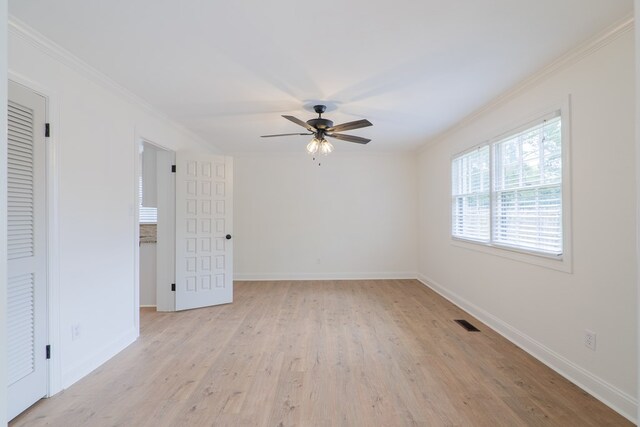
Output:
[326, 133, 371, 144]
[282, 115, 317, 132]
[261, 133, 313, 138]
[326, 119, 372, 133]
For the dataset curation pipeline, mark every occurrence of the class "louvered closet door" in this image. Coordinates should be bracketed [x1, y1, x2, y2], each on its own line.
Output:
[7, 81, 48, 420]
[175, 154, 233, 311]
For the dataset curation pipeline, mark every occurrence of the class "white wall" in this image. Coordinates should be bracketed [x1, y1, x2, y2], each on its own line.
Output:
[234, 152, 418, 280]
[417, 27, 637, 420]
[8, 21, 218, 392]
[1, 1, 8, 425]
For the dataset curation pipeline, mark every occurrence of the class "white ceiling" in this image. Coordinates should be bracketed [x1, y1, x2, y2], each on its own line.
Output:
[9, 1, 633, 153]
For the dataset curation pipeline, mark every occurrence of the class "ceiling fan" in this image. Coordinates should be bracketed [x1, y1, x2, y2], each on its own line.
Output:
[261, 105, 373, 155]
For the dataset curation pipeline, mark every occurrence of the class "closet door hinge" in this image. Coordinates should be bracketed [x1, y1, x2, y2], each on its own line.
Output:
[46, 345, 51, 360]
[171, 283, 176, 292]
[45, 123, 50, 137]
[171, 165, 176, 173]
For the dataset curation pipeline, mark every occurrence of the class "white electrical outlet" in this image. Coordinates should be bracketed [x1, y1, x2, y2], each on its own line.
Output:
[584, 330, 596, 351]
[72, 323, 81, 341]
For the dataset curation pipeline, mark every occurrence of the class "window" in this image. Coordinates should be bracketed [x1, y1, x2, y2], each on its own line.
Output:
[451, 111, 563, 257]
[139, 176, 157, 224]
[452, 146, 490, 242]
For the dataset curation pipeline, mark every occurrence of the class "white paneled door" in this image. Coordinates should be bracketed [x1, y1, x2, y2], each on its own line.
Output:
[175, 154, 233, 311]
[7, 81, 48, 420]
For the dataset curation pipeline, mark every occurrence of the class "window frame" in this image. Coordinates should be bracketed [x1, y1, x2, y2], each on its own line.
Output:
[450, 101, 572, 273]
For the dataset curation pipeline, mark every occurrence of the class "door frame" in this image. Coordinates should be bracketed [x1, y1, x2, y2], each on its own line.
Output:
[7, 72, 61, 397]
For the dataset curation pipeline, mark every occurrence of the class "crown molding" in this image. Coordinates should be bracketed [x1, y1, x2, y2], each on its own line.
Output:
[8, 16, 216, 153]
[418, 14, 634, 153]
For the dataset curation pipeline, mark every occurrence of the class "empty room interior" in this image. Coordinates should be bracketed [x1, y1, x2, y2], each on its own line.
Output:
[2, 0, 640, 426]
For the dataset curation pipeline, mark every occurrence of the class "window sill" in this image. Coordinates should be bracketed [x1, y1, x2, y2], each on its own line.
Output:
[451, 237, 572, 273]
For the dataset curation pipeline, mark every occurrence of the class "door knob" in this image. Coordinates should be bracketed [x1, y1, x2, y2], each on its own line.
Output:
[226, 234, 232, 240]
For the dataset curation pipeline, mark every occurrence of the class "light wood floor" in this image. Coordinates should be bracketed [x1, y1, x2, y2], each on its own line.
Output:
[11, 280, 631, 426]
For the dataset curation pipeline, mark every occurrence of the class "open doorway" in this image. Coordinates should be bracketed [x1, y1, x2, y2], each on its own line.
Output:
[138, 141, 176, 314]
[136, 145, 234, 322]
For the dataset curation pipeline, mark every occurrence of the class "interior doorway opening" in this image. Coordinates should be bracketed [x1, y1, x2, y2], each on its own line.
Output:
[138, 141, 176, 314]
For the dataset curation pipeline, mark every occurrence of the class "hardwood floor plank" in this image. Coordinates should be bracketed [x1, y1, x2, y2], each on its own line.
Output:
[10, 280, 632, 427]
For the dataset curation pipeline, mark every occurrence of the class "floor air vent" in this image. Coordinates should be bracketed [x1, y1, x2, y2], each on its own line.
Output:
[454, 319, 480, 332]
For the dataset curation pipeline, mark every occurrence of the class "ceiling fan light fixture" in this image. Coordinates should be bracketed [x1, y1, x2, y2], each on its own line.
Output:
[306, 137, 320, 155]
[319, 139, 333, 155]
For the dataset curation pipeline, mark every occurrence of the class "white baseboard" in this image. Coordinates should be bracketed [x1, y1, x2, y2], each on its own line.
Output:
[416, 273, 637, 424]
[61, 327, 137, 390]
[233, 272, 417, 281]
[140, 304, 157, 308]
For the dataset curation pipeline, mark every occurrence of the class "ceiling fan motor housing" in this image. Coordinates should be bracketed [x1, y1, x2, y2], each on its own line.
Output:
[307, 118, 333, 130]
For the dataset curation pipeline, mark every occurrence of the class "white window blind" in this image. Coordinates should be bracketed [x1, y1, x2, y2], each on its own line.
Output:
[451, 111, 563, 257]
[451, 146, 490, 242]
[139, 176, 157, 224]
[493, 113, 562, 255]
